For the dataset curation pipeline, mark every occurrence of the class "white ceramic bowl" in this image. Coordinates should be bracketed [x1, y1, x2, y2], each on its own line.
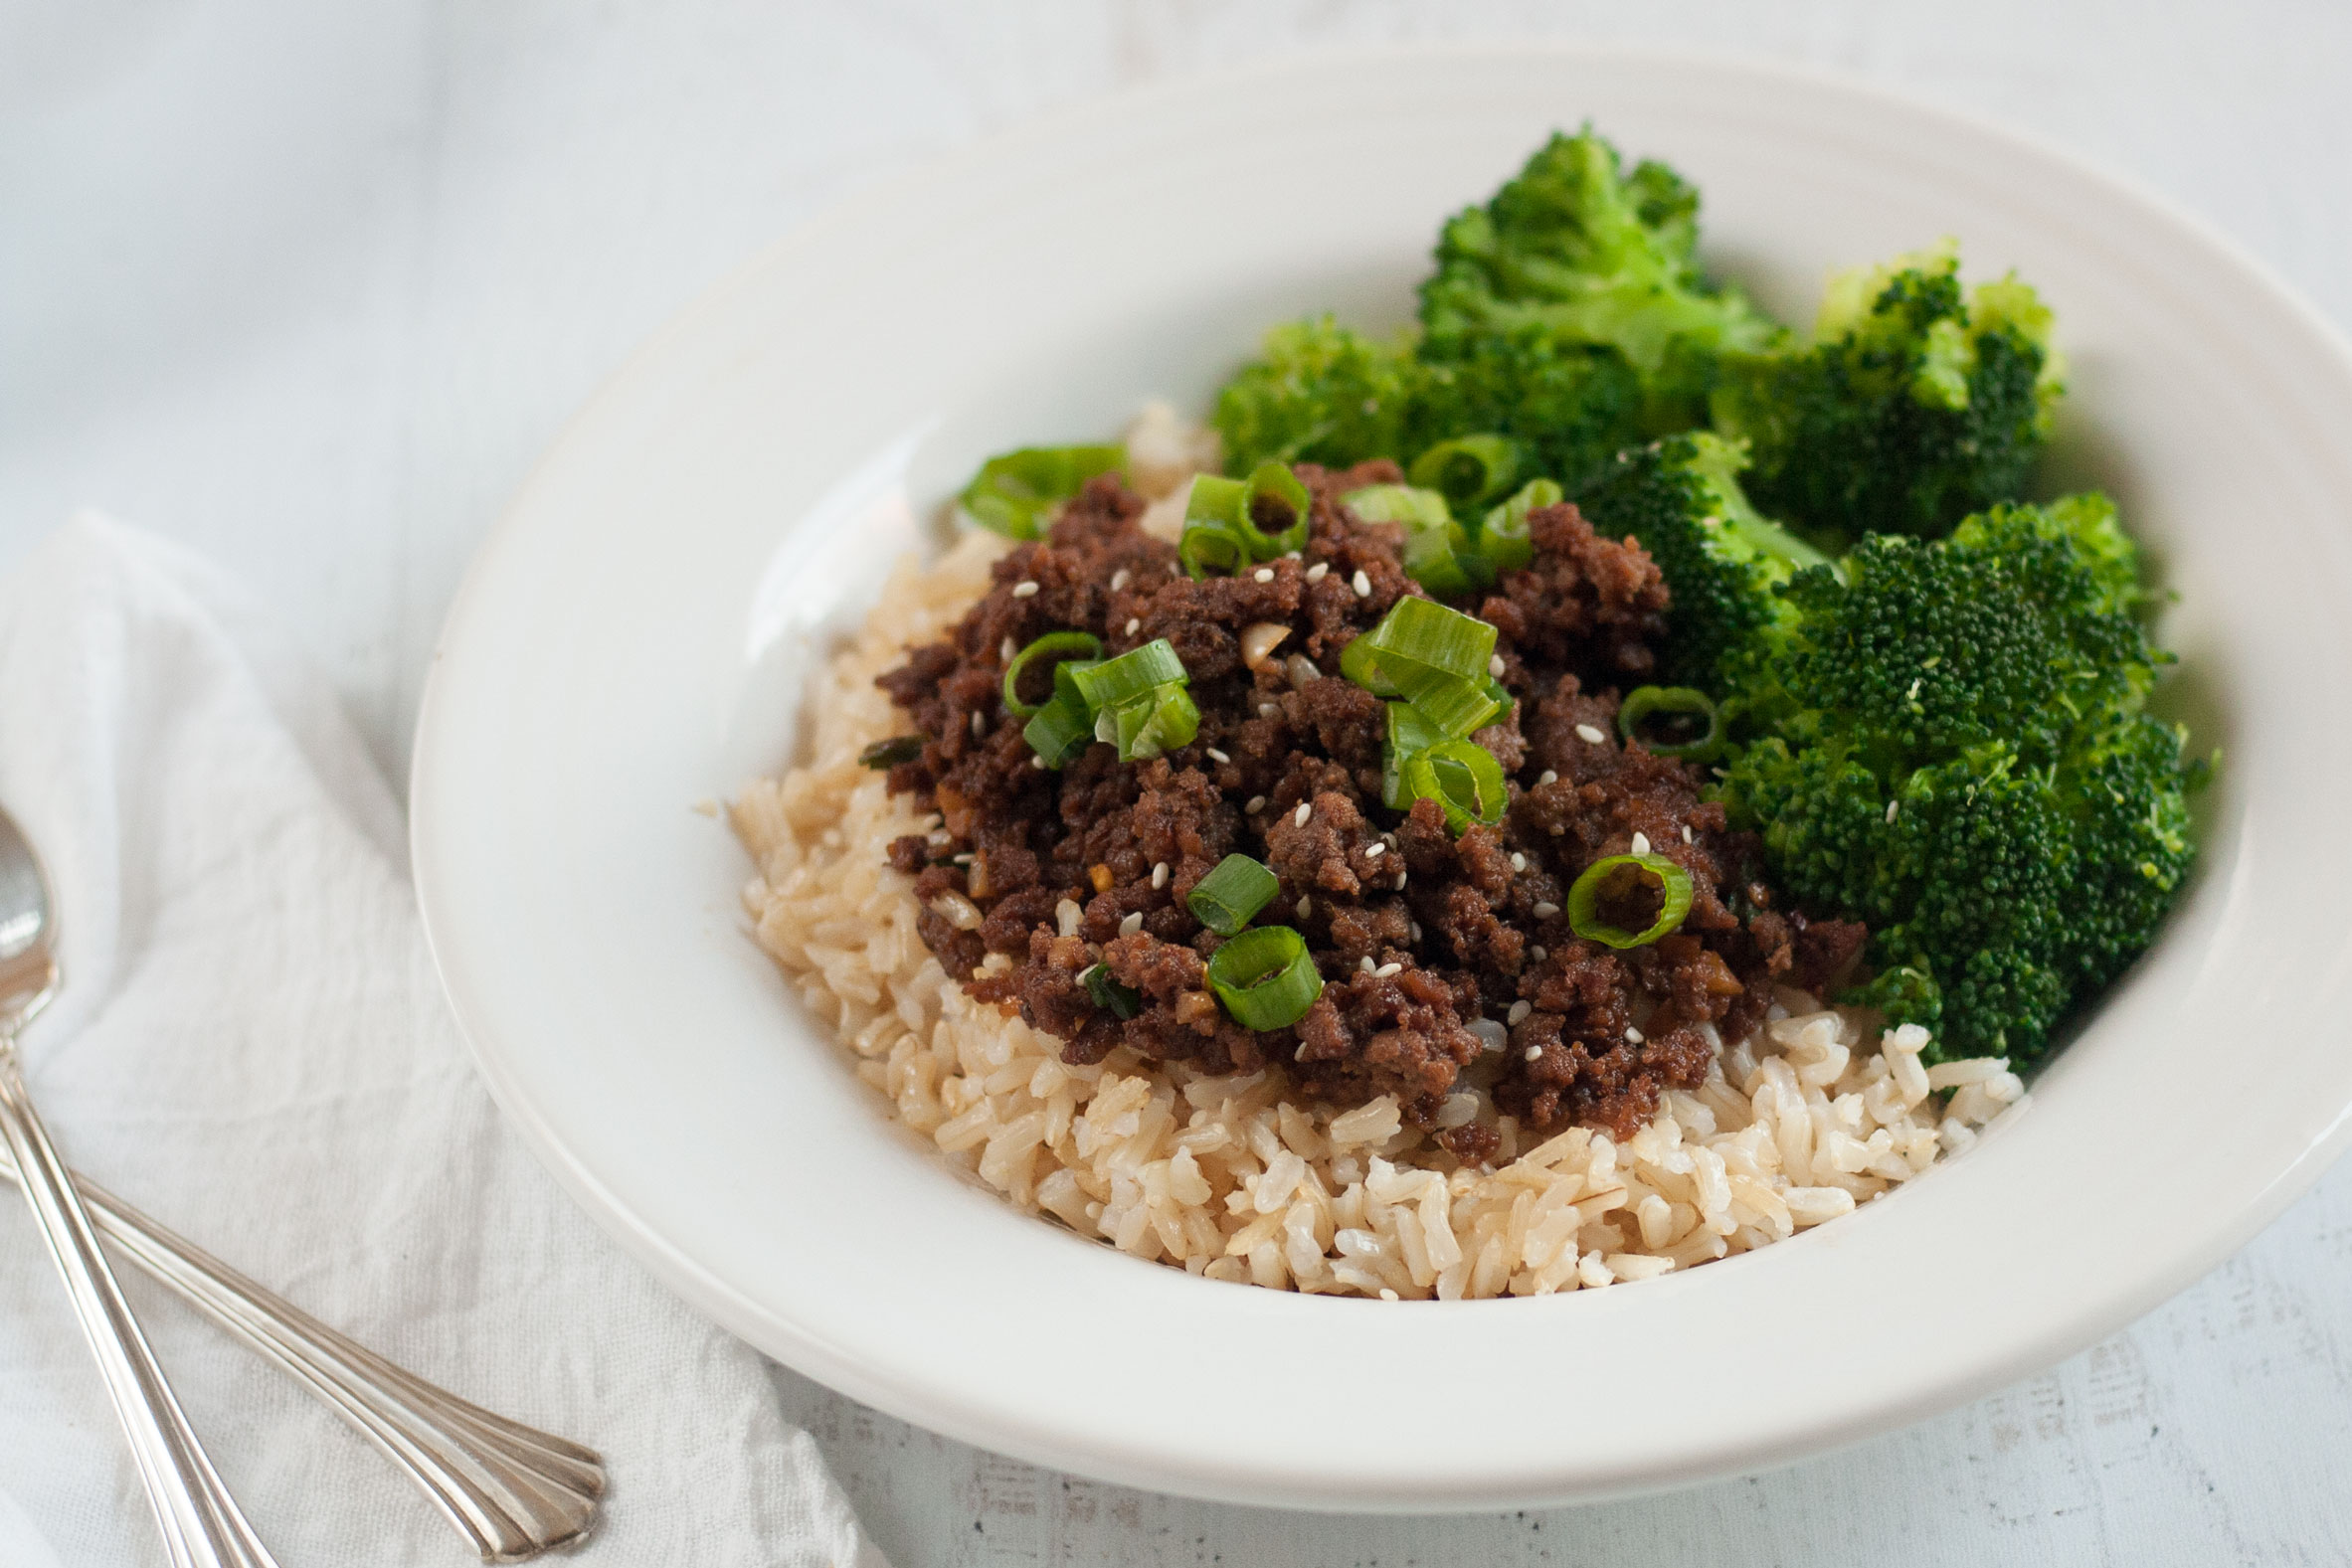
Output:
[412, 48, 2352, 1509]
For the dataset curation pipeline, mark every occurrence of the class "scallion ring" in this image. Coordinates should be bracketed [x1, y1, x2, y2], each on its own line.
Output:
[1094, 682, 1200, 762]
[1206, 926, 1324, 1030]
[1615, 686, 1723, 762]
[1020, 658, 1100, 769]
[1407, 435, 1522, 510]
[1476, 478, 1561, 578]
[959, 443, 1125, 540]
[1563, 853, 1696, 950]
[1179, 519, 1250, 580]
[1000, 631, 1104, 718]
[1342, 599, 1506, 738]
[1340, 483, 1451, 531]
[1380, 700, 1449, 810]
[1402, 520, 1481, 599]
[1231, 461, 1313, 557]
[858, 735, 924, 770]
[1187, 853, 1281, 937]
[1071, 639, 1186, 710]
[1081, 962, 1142, 1020]
[1401, 739, 1508, 833]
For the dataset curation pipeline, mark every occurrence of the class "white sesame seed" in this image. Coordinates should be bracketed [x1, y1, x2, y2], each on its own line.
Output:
[1110, 568, 1131, 592]
[1409, 921, 1424, 943]
[1373, 961, 1403, 978]
[1886, 798, 1900, 823]
[1030, 755, 1048, 770]
[1510, 852, 1527, 873]
[1530, 945, 1547, 962]
[1000, 635, 1018, 662]
[1393, 868, 1407, 889]
[1489, 653, 1507, 678]
[1631, 831, 1651, 856]
[1246, 795, 1268, 814]
[1253, 567, 1275, 584]
[1365, 842, 1386, 860]
[1538, 770, 1558, 786]
[1682, 824, 1694, 843]
[1294, 802, 1312, 826]
[1533, 901, 1560, 919]
[1011, 580, 1039, 599]
[1509, 1000, 1534, 1026]
[1297, 896, 1313, 919]
[951, 852, 973, 865]
[1118, 911, 1143, 937]
[1285, 550, 1303, 561]
[1259, 703, 1279, 719]
[1306, 562, 1331, 583]
[1151, 861, 1170, 889]
[970, 710, 985, 737]
[1206, 747, 1231, 764]
[1525, 1046, 1542, 1063]
[1575, 723, 1605, 745]
[1358, 956, 1375, 973]
[1626, 1026, 1644, 1043]
[1124, 617, 1141, 636]
[1352, 569, 1372, 598]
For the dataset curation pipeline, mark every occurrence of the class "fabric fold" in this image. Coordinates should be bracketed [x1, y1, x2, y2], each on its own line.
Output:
[0, 515, 885, 1568]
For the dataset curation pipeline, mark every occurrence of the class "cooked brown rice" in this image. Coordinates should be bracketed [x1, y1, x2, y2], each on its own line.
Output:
[729, 416, 2026, 1299]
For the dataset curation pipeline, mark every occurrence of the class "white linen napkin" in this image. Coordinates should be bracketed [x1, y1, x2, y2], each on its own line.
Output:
[0, 516, 887, 1568]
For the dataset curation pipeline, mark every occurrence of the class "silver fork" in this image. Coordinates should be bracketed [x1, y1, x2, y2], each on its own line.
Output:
[0, 803, 604, 1562]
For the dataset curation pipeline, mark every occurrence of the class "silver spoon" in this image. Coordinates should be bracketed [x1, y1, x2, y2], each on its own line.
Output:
[0, 803, 281, 1567]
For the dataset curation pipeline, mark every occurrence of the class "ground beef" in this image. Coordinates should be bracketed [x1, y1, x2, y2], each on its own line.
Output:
[872, 468, 1866, 1153]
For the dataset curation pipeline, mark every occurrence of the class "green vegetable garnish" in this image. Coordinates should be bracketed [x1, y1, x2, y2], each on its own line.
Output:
[1564, 853, 1695, 950]
[1407, 435, 1522, 510]
[1341, 598, 1505, 739]
[1205, 926, 1324, 1030]
[1094, 683, 1199, 762]
[958, 444, 1124, 539]
[1081, 962, 1142, 1020]
[1615, 685, 1722, 762]
[1000, 631, 1103, 719]
[858, 736, 924, 770]
[1400, 740, 1508, 833]
[1020, 658, 1101, 769]
[1187, 854, 1281, 937]
[1475, 478, 1560, 578]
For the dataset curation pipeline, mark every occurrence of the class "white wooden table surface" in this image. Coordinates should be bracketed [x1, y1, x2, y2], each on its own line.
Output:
[6, 3, 2350, 1563]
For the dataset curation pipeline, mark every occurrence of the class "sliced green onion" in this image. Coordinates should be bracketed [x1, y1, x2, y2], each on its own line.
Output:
[1021, 659, 1100, 769]
[1408, 435, 1522, 510]
[1095, 683, 1200, 762]
[1402, 521, 1481, 599]
[1081, 962, 1142, 1020]
[1401, 740, 1508, 833]
[1185, 473, 1248, 527]
[1342, 598, 1505, 738]
[858, 736, 924, 769]
[1187, 853, 1281, 936]
[1616, 686, 1723, 761]
[1380, 700, 1449, 809]
[1563, 853, 1696, 950]
[1234, 462, 1313, 557]
[1179, 518, 1251, 580]
[1476, 478, 1560, 577]
[1206, 926, 1324, 1029]
[959, 444, 1124, 539]
[1000, 631, 1104, 718]
[1071, 639, 1185, 710]
[1341, 484, 1451, 531]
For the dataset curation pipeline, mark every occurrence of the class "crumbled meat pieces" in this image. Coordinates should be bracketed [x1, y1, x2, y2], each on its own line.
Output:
[875, 466, 1868, 1156]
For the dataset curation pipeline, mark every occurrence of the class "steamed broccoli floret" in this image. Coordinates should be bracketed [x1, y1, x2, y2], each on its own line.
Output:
[1712, 242, 2065, 547]
[1214, 128, 1780, 484]
[1213, 316, 1419, 471]
[1419, 129, 1784, 425]
[1716, 494, 2199, 1062]
[1573, 432, 1828, 687]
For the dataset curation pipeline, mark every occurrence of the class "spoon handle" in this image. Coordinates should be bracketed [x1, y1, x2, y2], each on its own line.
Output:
[0, 1047, 279, 1568]
[0, 1134, 606, 1563]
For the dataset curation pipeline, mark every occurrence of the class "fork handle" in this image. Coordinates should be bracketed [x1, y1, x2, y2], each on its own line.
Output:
[0, 1131, 606, 1563]
[0, 1047, 279, 1568]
